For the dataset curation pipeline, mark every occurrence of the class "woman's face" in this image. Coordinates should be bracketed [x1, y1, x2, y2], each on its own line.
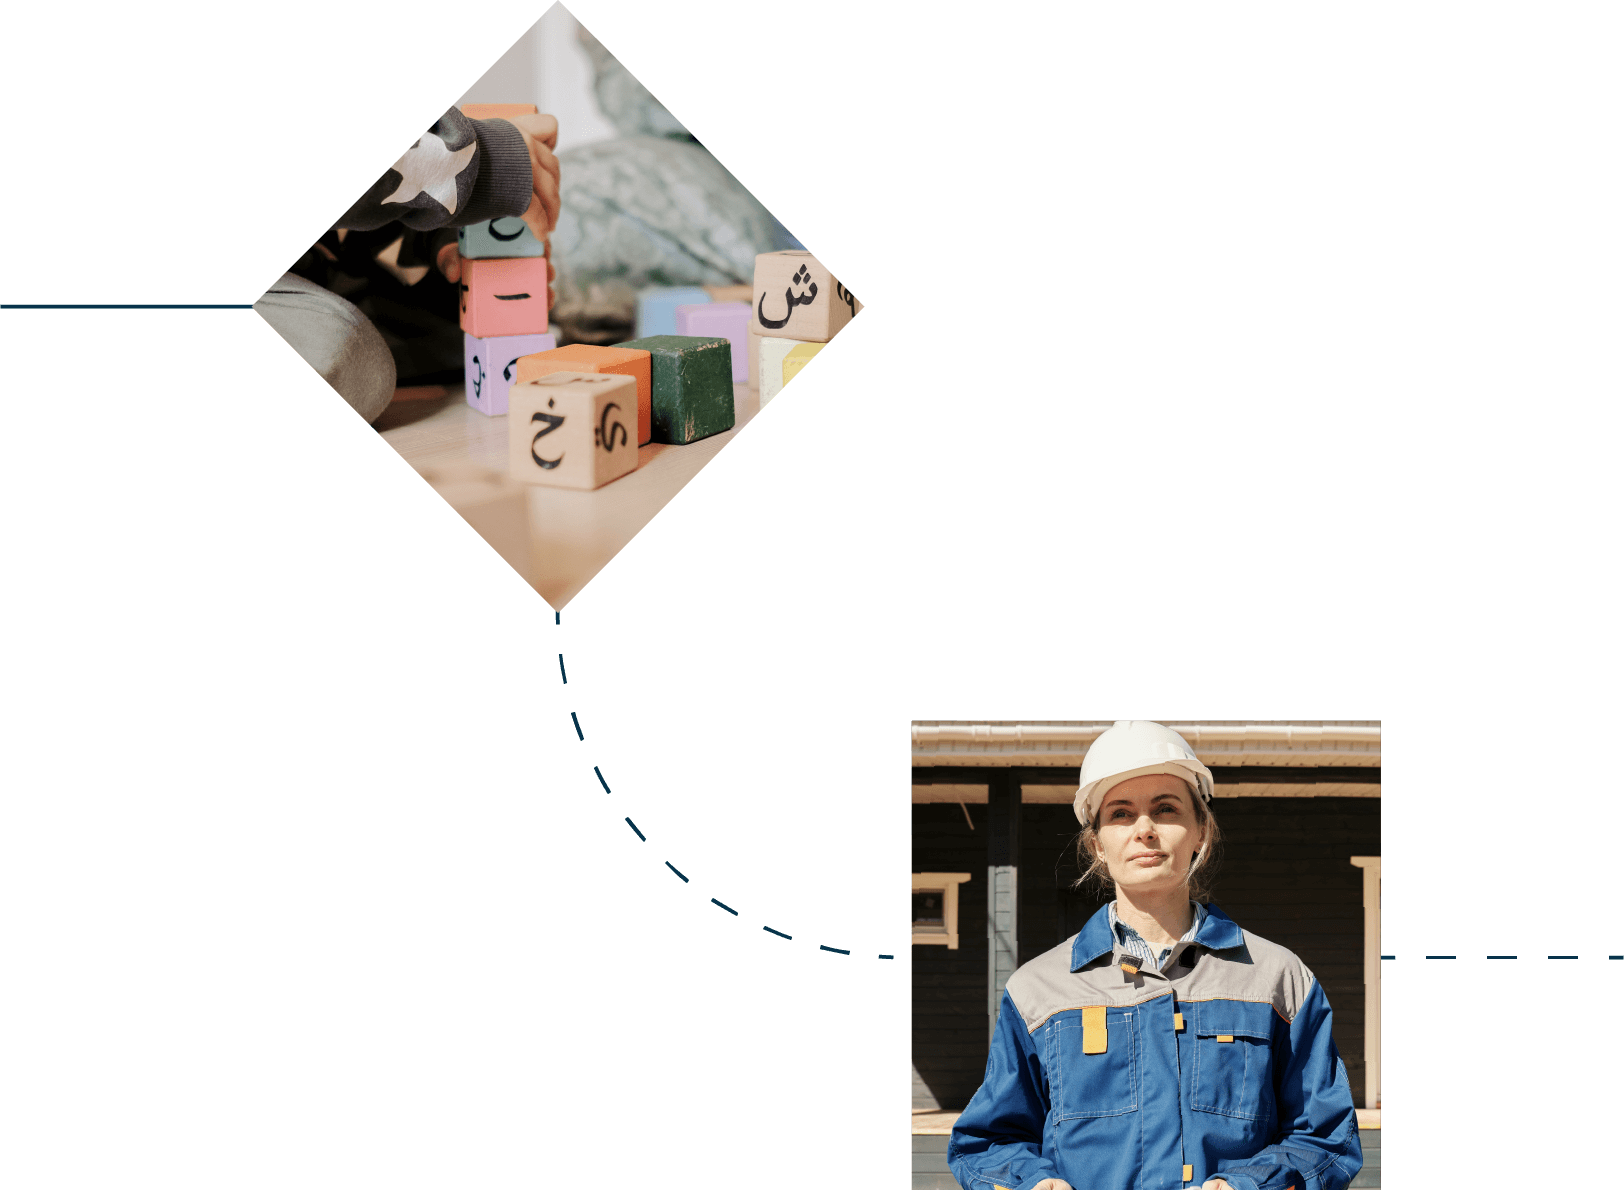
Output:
[1094, 773, 1207, 895]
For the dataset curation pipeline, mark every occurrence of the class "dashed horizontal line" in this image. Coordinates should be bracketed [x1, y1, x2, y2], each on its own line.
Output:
[1549, 955, 1577, 960]
[879, 954, 894, 960]
[820, 945, 850, 955]
[1487, 955, 1517, 959]
[1425, 955, 1455, 960]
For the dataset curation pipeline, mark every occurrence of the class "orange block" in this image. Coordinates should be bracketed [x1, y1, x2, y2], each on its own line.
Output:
[459, 103, 539, 120]
[514, 344, 653, 445]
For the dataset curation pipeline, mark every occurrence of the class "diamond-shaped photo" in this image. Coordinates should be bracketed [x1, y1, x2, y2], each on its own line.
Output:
[255, 5, 859, 607]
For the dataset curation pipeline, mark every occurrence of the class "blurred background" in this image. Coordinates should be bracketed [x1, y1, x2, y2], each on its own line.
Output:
[284, 3, 802, 393]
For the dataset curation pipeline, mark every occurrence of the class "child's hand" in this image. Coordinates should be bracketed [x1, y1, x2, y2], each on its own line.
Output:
[508, 113, 562, 243]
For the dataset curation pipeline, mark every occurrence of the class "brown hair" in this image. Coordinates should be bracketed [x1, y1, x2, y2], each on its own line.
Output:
[1073, 780, 1224, 902]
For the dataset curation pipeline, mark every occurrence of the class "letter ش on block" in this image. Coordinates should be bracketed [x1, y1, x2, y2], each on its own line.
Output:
[512, 343, 653, 445]
[507, 372, 639, 491]
[750, 250, 861, 343]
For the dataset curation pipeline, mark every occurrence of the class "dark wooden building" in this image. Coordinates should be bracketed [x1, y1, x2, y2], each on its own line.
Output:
[910, 720, 1381, 1190]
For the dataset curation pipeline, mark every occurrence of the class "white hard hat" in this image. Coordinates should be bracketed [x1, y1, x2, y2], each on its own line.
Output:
[1074, 720, 1214, 825]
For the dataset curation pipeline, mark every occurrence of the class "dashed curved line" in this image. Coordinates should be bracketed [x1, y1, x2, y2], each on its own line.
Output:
[558, 611, 883, 961]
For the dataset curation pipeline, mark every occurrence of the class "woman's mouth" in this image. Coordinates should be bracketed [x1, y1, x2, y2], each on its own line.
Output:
[1129, 852, 1167, 865]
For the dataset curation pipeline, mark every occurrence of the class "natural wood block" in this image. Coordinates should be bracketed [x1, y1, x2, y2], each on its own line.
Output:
[781, 341, 824, 386]
[507, 373, 639, 490]
[703, 283, 752, 303]
[757, 335, 798, 405]
[512, 344, 653, 445]
[415, 461, 531, 577]
[750, 249, 860, 342]
[747, 326, 763, 390]
[615, 335, 735, 445]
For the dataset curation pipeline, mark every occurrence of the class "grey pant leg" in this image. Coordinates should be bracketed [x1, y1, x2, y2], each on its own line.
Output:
[255, 273, 396, 423]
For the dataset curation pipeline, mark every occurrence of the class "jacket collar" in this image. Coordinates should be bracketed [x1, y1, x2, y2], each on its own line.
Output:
[1070, 900, 1244, 971]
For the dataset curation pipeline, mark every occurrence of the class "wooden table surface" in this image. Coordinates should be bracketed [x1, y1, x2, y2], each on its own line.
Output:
[376, 383, 759, 607]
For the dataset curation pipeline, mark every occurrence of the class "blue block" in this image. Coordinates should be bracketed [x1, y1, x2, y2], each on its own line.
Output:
[458, 216, 548, 259]
[635, 287, 710, 338]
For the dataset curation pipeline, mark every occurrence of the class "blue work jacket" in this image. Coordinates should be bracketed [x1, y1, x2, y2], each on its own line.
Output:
[948, 903, 1363, 1190]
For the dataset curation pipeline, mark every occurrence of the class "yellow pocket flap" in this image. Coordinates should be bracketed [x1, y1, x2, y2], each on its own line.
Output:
[1081, 1005, 1107, 1054]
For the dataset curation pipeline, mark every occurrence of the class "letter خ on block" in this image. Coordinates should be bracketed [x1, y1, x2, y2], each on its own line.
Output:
[615, 335, 735, 445]
[750, 250, 861, 343]
[459, 216, 548, 259]
[507, 373, 639, 490]
[512, 343, 653, 445]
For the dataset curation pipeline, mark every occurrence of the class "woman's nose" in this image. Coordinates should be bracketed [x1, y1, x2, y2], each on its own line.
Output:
[1134, 815, 1158, 837]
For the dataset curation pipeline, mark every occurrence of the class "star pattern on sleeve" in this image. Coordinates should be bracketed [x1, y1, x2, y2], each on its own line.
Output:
[381, 132, 477, 216]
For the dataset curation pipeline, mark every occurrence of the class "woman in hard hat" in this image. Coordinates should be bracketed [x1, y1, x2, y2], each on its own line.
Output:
[947, 721, 1363, 1190]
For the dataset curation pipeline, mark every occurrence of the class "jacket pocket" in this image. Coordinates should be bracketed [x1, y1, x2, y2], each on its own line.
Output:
[1190, 1000, 1277, 1123]
[1049, 1007, 1139, 1120]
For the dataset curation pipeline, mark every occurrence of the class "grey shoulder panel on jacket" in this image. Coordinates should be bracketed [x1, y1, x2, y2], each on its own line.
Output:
[1003, 927, 1318, 1033]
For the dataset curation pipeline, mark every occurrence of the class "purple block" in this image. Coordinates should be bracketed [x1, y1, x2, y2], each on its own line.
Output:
[464, 331, 556, 416]
[674, 302, 751, 382]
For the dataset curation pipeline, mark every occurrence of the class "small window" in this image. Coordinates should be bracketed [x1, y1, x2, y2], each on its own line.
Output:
[909, 889, 948, 928]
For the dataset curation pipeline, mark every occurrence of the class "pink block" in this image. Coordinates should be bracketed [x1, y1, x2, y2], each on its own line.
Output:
[460, 256, 552, 338]
[675, 301, 751, 382]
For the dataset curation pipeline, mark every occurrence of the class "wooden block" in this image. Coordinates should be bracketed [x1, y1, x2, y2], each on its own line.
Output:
[781, 341, 824, 387]
[460, 256, 551, 338]
[750, 249, 860, 342]
[757, 335, 798, 405]
[513, 344, 653, 445]
[458, 215, 547, 259]
[1182, 1164, 1194, 1183]
[507, 373, 639, 490]
[747, 326, 763, 390]
[1216, 1035, 1234, 1043]
[461, 103, 542, 120]
[415, 461, 531, 576]
[463, 331, 555, 416]
[616, 335, 735, 445]
[703, 283, 752, 303]
[1173, 1012, 1184, 1032]
[635, 286, 710, 338]
[675, 302, 750, 382]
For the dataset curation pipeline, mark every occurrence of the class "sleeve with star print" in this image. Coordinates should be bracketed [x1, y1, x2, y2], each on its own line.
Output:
[334, 109, 534, 232]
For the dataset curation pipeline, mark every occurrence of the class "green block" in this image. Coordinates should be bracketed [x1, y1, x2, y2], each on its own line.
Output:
[615, 335, 736, 445]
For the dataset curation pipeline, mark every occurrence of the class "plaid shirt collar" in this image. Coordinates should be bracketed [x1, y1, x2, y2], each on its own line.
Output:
[1109, 899, 1208, 968]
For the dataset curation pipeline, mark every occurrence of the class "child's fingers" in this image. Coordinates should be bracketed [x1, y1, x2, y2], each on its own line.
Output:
[520, 193, 550, 244]
[511, 112, 558, 152]
[436, 241, 461, 283]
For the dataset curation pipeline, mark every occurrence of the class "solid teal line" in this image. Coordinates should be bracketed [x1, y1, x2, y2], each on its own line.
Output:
[2, 304, 254, 309]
